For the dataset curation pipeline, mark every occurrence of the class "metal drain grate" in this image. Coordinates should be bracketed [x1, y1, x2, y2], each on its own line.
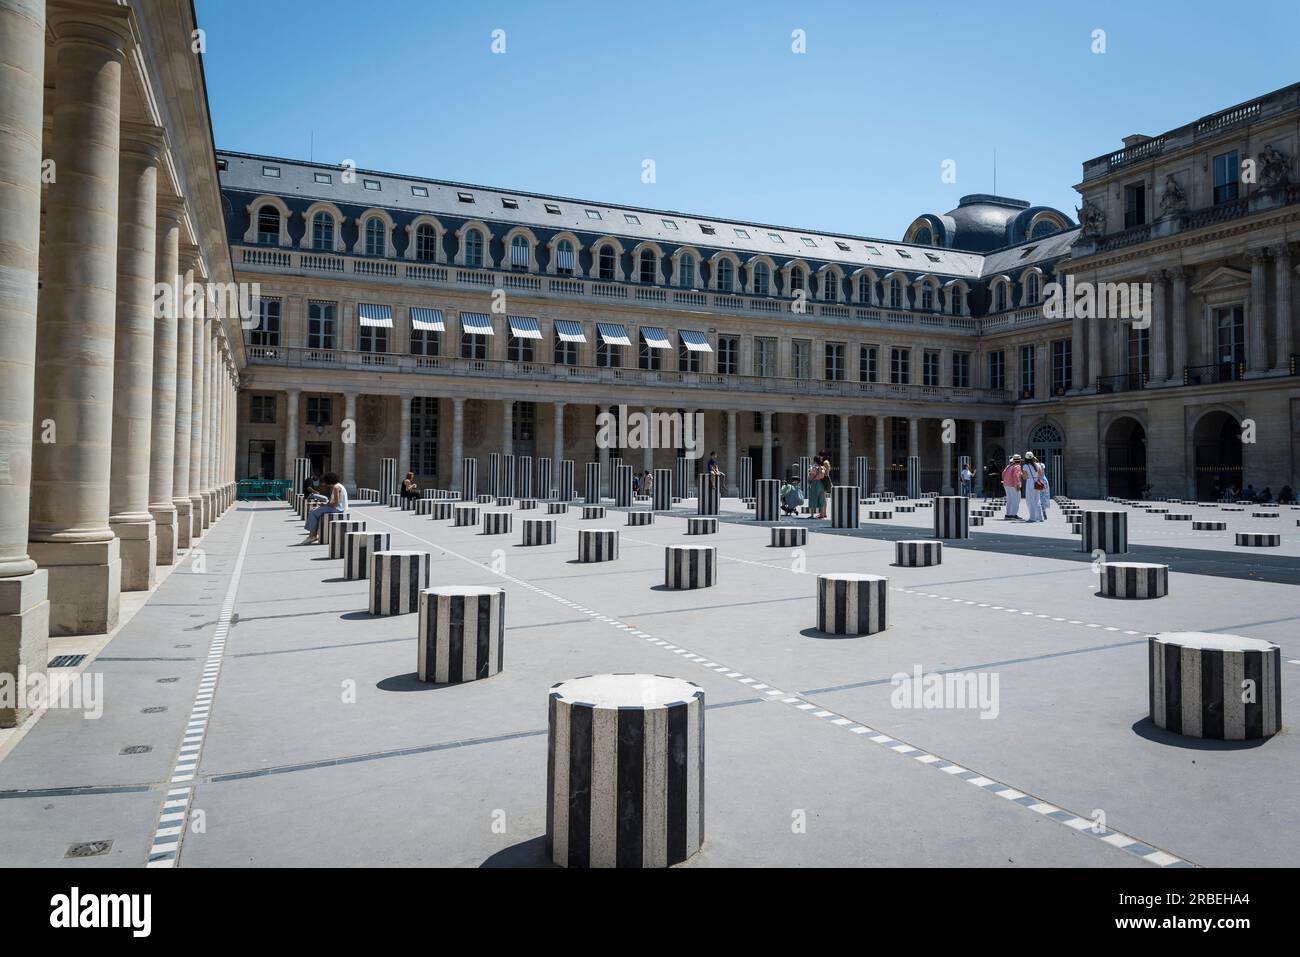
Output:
[156, 677, 179, 683]
[141, 706, 167, 714]
[65, 840, 113, 859]
[47, 654, 87, 668]
[120, 745, 152, 755]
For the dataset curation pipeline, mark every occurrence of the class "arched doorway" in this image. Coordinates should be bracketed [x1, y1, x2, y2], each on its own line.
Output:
[1104, 417, 1147, 498]
[1028, 423, 1065, 494]
[1193, 411, 1242, 500]
[984, 443, 1006, 496]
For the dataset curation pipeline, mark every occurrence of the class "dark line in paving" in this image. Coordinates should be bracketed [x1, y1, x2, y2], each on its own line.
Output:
[0, 784, 155, 800]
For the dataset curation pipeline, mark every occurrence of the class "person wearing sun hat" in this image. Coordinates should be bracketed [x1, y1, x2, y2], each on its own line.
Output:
[1021, 453, 1044, 522]
[1001, 453, 1023, 519]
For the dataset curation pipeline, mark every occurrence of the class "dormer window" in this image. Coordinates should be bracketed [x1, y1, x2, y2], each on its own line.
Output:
[597, 245, 617, 281]
[256, 206, 280, 244]
[261, 165, 280, 178]
[411, 186, 429, 197]
[363, 179, 381, 191]
[464, 229, 484, 267]
[457, 191, 475, 204]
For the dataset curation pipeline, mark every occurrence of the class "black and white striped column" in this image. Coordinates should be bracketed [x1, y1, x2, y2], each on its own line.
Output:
[547, 674, 704, 868]
[430, 501, 453, 520]
[418, 586, 505, 683]
[895, 540, 942, 567]
[482, 512, 513, 535]
[344, 531, 390, 581]
[293, 457, 310, 504]
[1165, 512, 1192, 522]
[475, 493, 494, 504]
[1149, 632, 1281, 740]
[867, 509, 893, 520]
[319, 511, 351, 547]
[584, 462, 600, 504]
[614, 464, 633, 508]
[415, 499, 434, 516]
[454, 505, 481, 527]
[855, 456, 870, 501]
[798, 456, 811, 488]
[548, 502, 569, 515]
[755, 478, 780, 522]
[771, 526, 807, 547]
[368, 550, 430, 616]
[582, 506, 606, 520]
[675, 458, 691, 504]
[697, 473, 719, 515]
[1236, 532, 1281, 547]
[906, 454, 920, 499]
[328, 520, 367, 559]
[522, 518, 557, 546]
[738, 457, 753, 499]
[495, 496, 513, 507]
[1081, 510, 1128, 554]
[627, 511, 654, 526]
[388, 494, 401, 509]
[579, 529, 619, 562]
[488, 452, 501, 497]
[400, 495, 415, 512]
[665, 545, 717, 589]
[379, 457, 398, 504]
[653, 468, 672, 511]
[1193, 520, 1226, 531]
[501, 454, 516, 498]
[517, 498, 537, 510]
[1101, 562, 1167, 598]
[561, 460, 575, 502]
[933, 495, 970, 539]
[817, 573, 888, 636]
[831, 486, 859, 528]
[517, 455, 533, 499]
[461, 456, 477, 500]
[537, 457, 552, 502]
[686, 517, 717, 535]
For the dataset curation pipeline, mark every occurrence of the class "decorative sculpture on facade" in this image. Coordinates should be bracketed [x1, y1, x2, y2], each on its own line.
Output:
[1158, 174, 1186, 214]
[1075, 200, 1106, 239]
[1257, 144, 1292, 188]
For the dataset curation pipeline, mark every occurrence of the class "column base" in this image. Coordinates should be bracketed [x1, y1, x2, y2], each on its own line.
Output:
[189, 495, 203, 540]
[0, 570, 50, 728]
[27, 539, 120, 637]
[109, 517, 157, 592]
[150, 504, 178, 565]
[174, 498, 193, 549]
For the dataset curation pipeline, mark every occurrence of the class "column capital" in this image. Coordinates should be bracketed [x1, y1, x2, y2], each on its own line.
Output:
[156, 194, 187, 228]
[119, 121, 166, 162]
[1248, 246, 1272, 264]
[48, 2, 134, 52]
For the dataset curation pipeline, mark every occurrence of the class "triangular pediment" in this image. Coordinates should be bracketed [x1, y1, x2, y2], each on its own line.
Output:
[1190, 266, 1251, 294]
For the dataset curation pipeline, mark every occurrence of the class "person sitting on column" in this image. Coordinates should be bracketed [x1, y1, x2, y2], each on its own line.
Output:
[706, 451, 723, 491]
[959, 463, 973, 498]
[1021, 453, 1044, 522]
[1279, 485, 1295, 505]
[400, 471, 420, 503]
[780, 476, 803, 515]
[302, 472, 349, 544]
[1001, 454, 1023, 520]
[305, 472, 327, 504]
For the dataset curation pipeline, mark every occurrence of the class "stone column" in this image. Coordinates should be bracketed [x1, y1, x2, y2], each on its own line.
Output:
[643, 406, 654, 473]
[342, 392, 357, 489]
[597, 408, 610, 496]
[398, 395, 411, 477]
[908, 417, 919, 457]
[806, 412, 817, 459]
[187, 300, 206, 538]
[108, 127, 163, 590]
[1274, 246, 1293, 373]
[452, 397, 466, 490]
[284, 388, 299, 480]
[551, 402, 564, 480]
[761, 411, 773, 479]
[875, 415, 887, 492]
[172, 247, 195, 549]
[501, 400, 513, 456]
[198, 321, 214, 528]
[0, 0, 50, 724]
[28, 6, 134, 635]
[941, 419, 954, 494]
[1248, 248, 1270, 373]
[1169, 267, 1188, 384]
[1148, 270, 1167, 384]
[725, 410, 737, 496]
[973, 421, 984, 495]
[838, 415, 850, 478]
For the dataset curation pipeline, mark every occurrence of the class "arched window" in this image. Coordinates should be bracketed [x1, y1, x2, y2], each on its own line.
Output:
[996, 282, 1008, 312]
[889, 277, 903, 309]
[677, 253, 695, 288]
[597, 245, 617, 281]
[913, 227, 932, 246]
[1026, 272, 1040, 303]
[555, 239, 575, 275]
[789, 267, 805, 294]
[716, 259, 734, 292]
[312, 211, 334, 251]
[822, 273, 838, 302]
[639, 249, 657, 284]
[364, 217, 385, 257]
[1029, 423, 1063, 445]
[951, 285, 964, 315]
[256, 206, 280, 244]
[753, 262, 770, 296]
[859, 276, 874, 303]
[464, 229, 484, 268]
[920, 283, 934, 310]
[415, 223, 438, 262]
[1031, 219, 1059, 239]
[510, 234, 530, 270]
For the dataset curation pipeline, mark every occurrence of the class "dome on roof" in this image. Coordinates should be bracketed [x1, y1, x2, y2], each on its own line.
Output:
[903, 195, 1074, 253]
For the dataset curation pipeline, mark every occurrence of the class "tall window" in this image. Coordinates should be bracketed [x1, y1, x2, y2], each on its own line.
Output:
[464, 229, 484, 267]
[307, 301, 335, 350]
[507, 334, 534, 362]
[364, 217, 385, 256]
[1051, 339, 1072, 393]
[311, 212, 334, 250]
[950, 285, 964, 315]
[923, 350, 940, 387]
[678, 339, 702, 373]
[555, 239, 575, 275]
[792, 340, 811, 379]
[554, 334, 577, 365]
[823, 415, 841, 458]
[249, 394, 276, 424]
[639, 249, 657, 283]
[460, 333, 488, 359]
[995, 282, 1008, 312]
[410, 324, 440, 357]
[250, 298, 280, 347]
[952, 351, 971, 389]
[1025, 272, 1040, 304]
[822, 272, 838, 302]
[1213, 151, 1239, 205]
[1123, 182, 1147, 228]
[1019, 345, 1035, 397]
[754, 337, 777, 376]
[859, 345, 878, 383]
[598, 245, 616, 281]
[824, 342, 845, 381]
[410, 397, 438, 478]
[988, 351, 1006, 391]
[510, 235, 530, 270]
[919, 283, 934, 311]
[1127, 323, 1150, 379]
[359, 322, 388, 354]
[415, 223, 438, 262]
[597, 339, 621, 368]
[513, 402, 535, 443]
[716, 258, 735, 293]
[677, 253, 695, 288]
[305, 396, 331, 426]
[256, 206, 279, 244]
[859, 276, 874, 303]
[753, 262, 770, 296]
[638, 334, 662, 370]
[717, 335, 738, 375]
[888, 278, 903, 309]
[789, 268, 805, 296]
[890, 347, 910, 384]
[1214, 305, 1245, 377]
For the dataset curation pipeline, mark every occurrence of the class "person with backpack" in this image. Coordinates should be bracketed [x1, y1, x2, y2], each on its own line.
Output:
[806, 459, 827, 519]
[1001, 454, 1023, 519]
[1021, 453, 1044, 522]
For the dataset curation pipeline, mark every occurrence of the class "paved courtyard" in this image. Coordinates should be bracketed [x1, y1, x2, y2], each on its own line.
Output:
[0, 494, 1296, 868]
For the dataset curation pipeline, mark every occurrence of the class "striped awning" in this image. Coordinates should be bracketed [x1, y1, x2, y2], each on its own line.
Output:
[460, 312, 495, 335]
[410, 307, 444, 331]
[640, 326, 672, 350]
[554, 320, 586, 342]
[679, 329, 713, 353]
[507, 315, 542, 339]
[596, 322, 631, 346]
[357, 303, 392, 328]
[556, 247, 575, 271]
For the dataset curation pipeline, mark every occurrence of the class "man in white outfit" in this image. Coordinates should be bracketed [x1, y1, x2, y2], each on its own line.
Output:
[1002, 454, 1023, 519]
[1022, 453, 1044, 522]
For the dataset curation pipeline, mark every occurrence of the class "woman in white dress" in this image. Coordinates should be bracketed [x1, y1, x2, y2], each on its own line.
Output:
[1021, 454, 1044, 522]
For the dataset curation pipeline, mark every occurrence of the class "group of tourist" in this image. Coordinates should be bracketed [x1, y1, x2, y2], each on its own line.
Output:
[1215, 481, 1295, 504]
[300, 471, 349, 544]
[999, 452, 1051, 522]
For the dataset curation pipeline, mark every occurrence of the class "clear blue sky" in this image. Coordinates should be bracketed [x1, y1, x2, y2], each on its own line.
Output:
[195, 0, 1300, 240]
